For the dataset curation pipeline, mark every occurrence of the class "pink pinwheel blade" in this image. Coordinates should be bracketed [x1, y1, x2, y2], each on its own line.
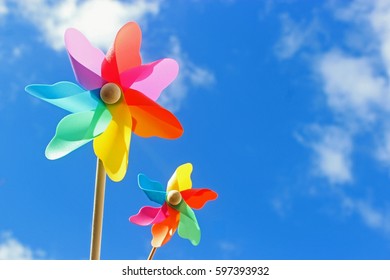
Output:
[65, 28, 106, 90]
[120, 58, 179, 101]
[130, 205, 168, 226]
[118, 65, 145, 90]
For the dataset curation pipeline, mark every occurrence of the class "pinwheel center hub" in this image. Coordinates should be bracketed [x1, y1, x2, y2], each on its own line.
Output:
[167, 190, 182, 206]
[100, 83, 122, 104]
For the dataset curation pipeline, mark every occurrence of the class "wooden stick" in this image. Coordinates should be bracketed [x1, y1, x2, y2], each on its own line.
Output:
[148, 247, 157, 260]
[90, 158, 107, 260]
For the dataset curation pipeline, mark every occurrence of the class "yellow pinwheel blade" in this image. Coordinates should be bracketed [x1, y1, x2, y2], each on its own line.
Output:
[167, 163, 193, 192]
[93, 99, 132, 182]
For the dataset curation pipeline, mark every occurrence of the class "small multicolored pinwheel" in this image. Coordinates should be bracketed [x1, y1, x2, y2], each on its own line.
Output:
[25, 22, 183, 182]
[130, 163, 217, 252]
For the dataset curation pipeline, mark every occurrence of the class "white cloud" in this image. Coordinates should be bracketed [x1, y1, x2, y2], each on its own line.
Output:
[0, 0, 7, 15]
[219, 240, 237, 252]
[316, 0, 390, 172]
[11, 45, 23, 58]
[369, 1, 390, 69]
[335, 0, 390, 76]
[0, 231, 45, 259]
[158, 36, 215, 112]
[307, 126, 353, 184]
[375, 130, 390, 165]
[317, 50, 389, 121]
[188, 66, 215, 86]
[342, 196, 390, 233]
[276, 0, 390, 235]
[218, 240, 241, 258]
[280, 0, 390, 183]
[275, 13, 319, 59]
[13, 0, 161, 50]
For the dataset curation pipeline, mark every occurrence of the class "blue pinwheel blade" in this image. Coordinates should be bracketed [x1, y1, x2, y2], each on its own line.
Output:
[138, 174, 166, 205]
[25, 81, 101, 113]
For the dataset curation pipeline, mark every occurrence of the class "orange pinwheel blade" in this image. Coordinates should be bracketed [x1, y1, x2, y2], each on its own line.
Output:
[93, 99, 132, 182]
[124, 88, 183, 139]
[151, 207, 180, 248]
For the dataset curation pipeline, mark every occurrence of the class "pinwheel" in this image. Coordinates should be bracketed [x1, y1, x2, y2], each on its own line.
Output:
[130, 163, 217, 259]
[25, 22, 183, 259]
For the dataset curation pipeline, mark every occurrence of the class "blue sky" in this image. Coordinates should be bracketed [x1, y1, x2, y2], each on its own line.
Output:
[1, 0, 390, 260]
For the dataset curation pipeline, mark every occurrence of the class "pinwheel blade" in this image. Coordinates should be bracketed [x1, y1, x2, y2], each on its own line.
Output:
[151, 207, 180, 248]
[129, 205, 168, 226]
[176, 201, 201, 246]
[117, 64, 146, 90]
[25, 82, 100, 113]
[45, 104, 111, 159]
[167, 163, 193, 192]
[138, 174, 166, 205]
[181, 189, 218, 209]
[93, 100, 132, 182]
[113, 22, 142, 73]
[102, 22, 142, 83]
[65, 28, 106, 90]
[124, 88, 183, 139]
[120, 58, 179, 101]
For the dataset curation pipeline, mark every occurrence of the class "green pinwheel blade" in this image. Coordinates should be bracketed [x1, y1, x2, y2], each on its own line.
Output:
[175, 200, 201, 246]
[45, 104, 111, 159]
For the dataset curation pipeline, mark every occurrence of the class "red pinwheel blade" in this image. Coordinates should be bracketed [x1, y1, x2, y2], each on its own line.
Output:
[181, 189, 218, 210]
[102, 22, 142, 84]
[124, 88, 183, 139]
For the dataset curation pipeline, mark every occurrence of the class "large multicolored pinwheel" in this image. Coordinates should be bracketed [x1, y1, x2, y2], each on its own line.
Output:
[130, 163, 217, 257]
[26, 22, 184, 260]
[25, 22, 183, 182]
